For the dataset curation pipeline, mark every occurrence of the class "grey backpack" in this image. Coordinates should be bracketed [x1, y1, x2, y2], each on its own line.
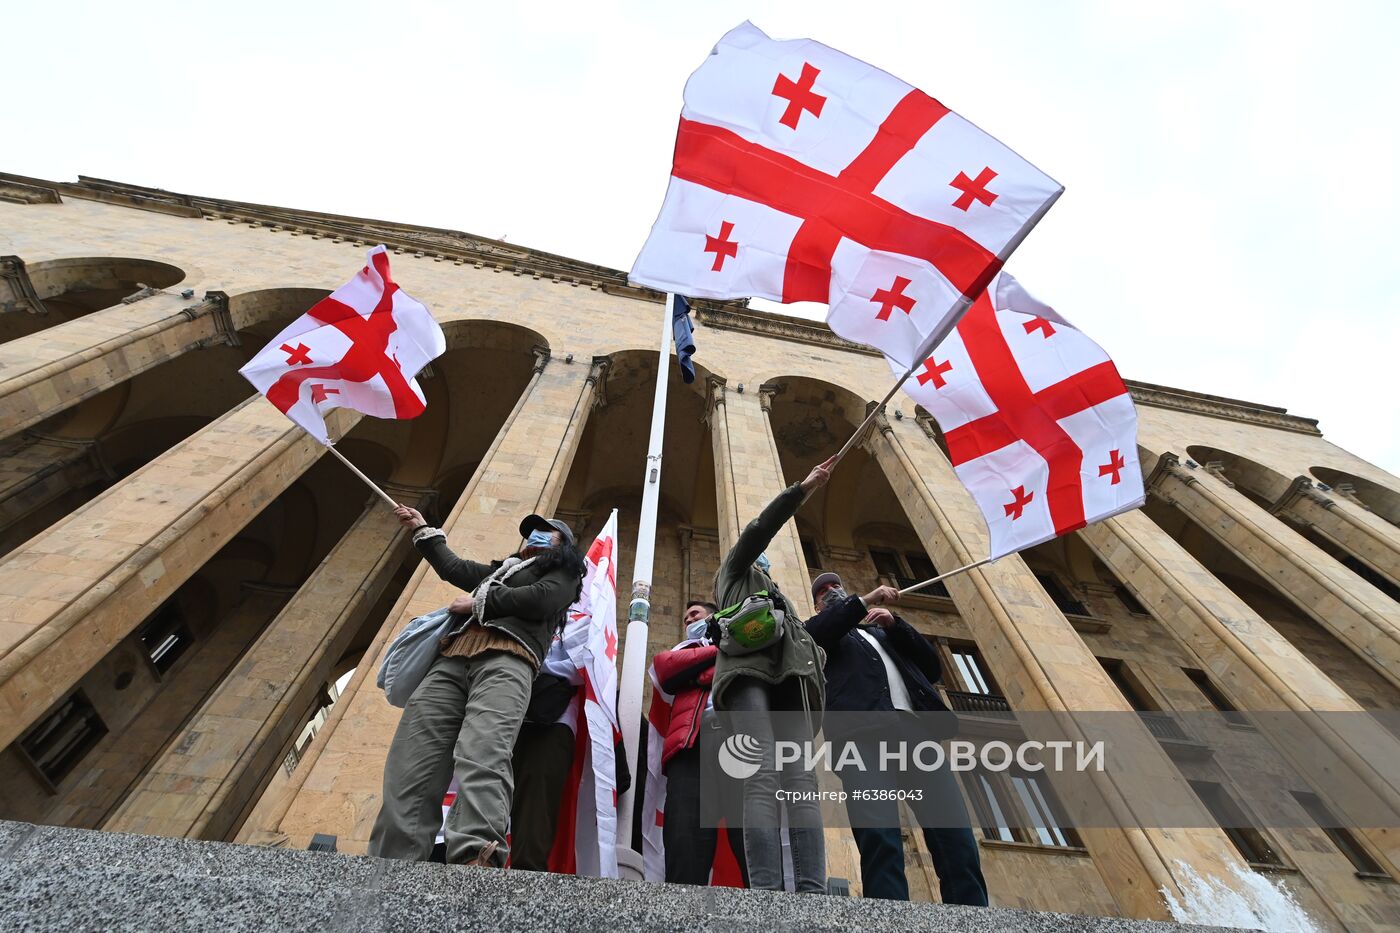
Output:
[377, 608, 453, 708]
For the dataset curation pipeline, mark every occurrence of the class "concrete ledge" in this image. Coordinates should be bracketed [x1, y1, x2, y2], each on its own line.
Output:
[0, 820, 1230, 932]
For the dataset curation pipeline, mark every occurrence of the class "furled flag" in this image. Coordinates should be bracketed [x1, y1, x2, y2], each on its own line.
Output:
[673, 295, 698, 384]
[898, 272, 1145, 560]
[239, 246, 446, 444]
[641, 653, 745, 887]
[547, 511, 623, 878]
[630, 21, 1062, 369]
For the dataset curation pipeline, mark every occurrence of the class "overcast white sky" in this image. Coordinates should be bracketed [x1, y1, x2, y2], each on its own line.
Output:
[8, 1, 1398, 475]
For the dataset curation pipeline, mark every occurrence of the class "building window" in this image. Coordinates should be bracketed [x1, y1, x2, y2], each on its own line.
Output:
[138, 601, 194, 676]
[949, 643, 999, 696]
[1034, 572, 1090, 617]
[1190, 780, 1284, 868]
[19, 690, 108, 788]
[869, 546, 947, 596]
[1183, 668, 1250, 727]
[1290, 791, 1387, 877]
[1097, 657, 1159, 712]
[799, 535, 821, 570]
[1113, 585, 1150, 616]
[964, 770, 1082, 848]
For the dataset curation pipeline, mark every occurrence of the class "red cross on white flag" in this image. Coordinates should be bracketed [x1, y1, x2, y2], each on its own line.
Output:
[629, 22, 1062, 369]
[897, 271, 1145, 560]
[239, 246, 446, 444]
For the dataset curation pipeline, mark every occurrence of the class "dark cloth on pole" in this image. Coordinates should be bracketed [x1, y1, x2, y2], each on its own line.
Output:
[673, 295, 697, 384]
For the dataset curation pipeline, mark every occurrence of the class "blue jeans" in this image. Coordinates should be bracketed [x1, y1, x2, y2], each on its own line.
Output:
[841, 729, 988, 906]
[725, 676, 826, 893]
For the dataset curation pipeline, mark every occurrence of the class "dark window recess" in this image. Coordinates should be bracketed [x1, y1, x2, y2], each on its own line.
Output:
[1097, 657, 1159, 712]
[138, 602, 194, 675]
[20, 691, 108, 786]
[1190, 780, 1283, 867]
[869, 547, 907, 585]
[904, 551, 947, 597]
[1291, 791, 1387, 876]
[962, 770, 1082, 848]
[1114, 585, 1150, 616]
[1183, 668, 1249, 727]
[799, 536, 821, 570]
[1342, 557, 1400, 602]
[1034, 573, 1090, 617]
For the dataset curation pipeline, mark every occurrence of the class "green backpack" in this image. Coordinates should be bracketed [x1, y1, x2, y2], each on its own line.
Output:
[714, 591, 787, 655]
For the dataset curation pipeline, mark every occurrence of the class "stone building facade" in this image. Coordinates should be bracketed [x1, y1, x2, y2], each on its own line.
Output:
[1, 173, 1398, 931]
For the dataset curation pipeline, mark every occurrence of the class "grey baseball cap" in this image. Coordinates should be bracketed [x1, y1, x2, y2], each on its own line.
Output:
[811, 571, 843, 600]
[519, 514, 575, 547]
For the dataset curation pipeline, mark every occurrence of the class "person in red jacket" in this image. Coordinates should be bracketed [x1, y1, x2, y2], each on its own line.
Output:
[655, 600, 748, 886]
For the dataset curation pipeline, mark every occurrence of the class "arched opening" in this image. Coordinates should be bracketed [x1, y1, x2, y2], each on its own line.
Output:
[1310, 466, 1400, 529]
[1, 257, 185, 345]
[1184, 445, 1293, 509]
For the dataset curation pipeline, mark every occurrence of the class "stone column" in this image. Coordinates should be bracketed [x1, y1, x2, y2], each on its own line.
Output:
[0, 292, 238, 438]
[239, 352, 606, 851]
[104, 483, 436, 842]
[1081, 509, 1400, 876]
[1270, 476, 1400, 590]
[0, 397, 358, 750]
[872, 414, 1248, 920]
[1148, 454, 1400, 690]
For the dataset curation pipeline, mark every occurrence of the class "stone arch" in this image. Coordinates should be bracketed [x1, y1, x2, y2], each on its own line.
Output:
[1, 256, 186, 344]
[1185, 444, 1293, 507]
[1310, 466, 1400, 528]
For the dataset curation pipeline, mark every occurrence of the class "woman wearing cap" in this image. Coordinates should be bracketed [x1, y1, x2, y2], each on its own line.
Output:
[368, 507, 586, 868]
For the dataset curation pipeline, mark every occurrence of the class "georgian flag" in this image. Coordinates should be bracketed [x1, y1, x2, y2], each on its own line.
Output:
[899, 272, 1145, 560]
[630, 21, 1062, 369]
[547, 511, 623, 878]
[239, 246, 446, 444]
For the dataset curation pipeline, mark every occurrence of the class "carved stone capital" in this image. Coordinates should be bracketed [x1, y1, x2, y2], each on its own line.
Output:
[1202, 461, 1234, 488]
[1269, 475, 1333, 518]
[703, 375, 728, 426]
[587, 356, 612, 410]
[180, 290, 240, 348]
[757, 381, 786, 413]
[381, 481, 438, 511]
[0, 255, 46, 315]
[1145, 452, 1195, 501]
[531, 345, 551, 375]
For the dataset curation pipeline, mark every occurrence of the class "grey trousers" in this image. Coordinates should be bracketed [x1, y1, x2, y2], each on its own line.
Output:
[369, 652, 533, 865]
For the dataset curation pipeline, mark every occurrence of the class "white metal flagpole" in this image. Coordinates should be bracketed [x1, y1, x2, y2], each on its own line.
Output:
[614, 292, 674, 876]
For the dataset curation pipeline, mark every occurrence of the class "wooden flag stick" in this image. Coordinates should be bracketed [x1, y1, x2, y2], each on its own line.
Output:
[324, 443, 400, 510]
[898, 556, 994, 596]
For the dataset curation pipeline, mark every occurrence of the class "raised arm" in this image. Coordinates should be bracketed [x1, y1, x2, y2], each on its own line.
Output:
[719, 455, 837, 579]
[395, 505, 494, 592]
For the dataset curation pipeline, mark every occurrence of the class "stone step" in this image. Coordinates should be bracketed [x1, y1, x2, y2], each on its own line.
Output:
[0, 820, 1232, 932]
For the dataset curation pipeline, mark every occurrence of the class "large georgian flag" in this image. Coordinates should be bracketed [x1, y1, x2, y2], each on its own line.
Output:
[899, 272, 1145, 560]
[548, 511, 623, 878]
[630, 21, 1062, 368]
[239, 246, 446, 443]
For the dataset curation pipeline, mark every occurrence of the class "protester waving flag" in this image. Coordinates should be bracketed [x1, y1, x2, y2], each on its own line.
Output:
[239, 245, 445, 444]
[896, 272, 1145, 560]
[630, 21, 1062, 369]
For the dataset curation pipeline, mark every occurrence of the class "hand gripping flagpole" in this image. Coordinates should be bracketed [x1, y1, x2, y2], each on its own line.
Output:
[614, 293, 675, 878]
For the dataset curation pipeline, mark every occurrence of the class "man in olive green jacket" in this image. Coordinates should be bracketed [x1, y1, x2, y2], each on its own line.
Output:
[711, 455, 835, 893]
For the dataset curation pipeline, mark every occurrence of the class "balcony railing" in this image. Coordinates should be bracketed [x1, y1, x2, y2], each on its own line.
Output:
[945, 690, 1015, 719]
[1139, 711, 1189, 742]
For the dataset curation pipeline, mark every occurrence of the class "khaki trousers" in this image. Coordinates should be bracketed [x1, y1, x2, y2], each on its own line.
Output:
[369, 652, 533, 865]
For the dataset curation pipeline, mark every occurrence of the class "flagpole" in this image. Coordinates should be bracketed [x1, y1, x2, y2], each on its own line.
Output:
[898, 556, 995, 596]
[615, 292, 674, 876]
[322, 440, 400, 509]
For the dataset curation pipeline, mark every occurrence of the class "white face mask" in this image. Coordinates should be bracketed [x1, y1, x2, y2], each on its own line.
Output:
[686, 619, 710, 640]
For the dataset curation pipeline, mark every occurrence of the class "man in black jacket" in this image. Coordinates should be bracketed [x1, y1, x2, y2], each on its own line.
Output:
[805, 571, 988, 906]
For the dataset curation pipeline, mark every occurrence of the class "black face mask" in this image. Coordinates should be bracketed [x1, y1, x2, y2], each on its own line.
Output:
[821, 586, 848, 609]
